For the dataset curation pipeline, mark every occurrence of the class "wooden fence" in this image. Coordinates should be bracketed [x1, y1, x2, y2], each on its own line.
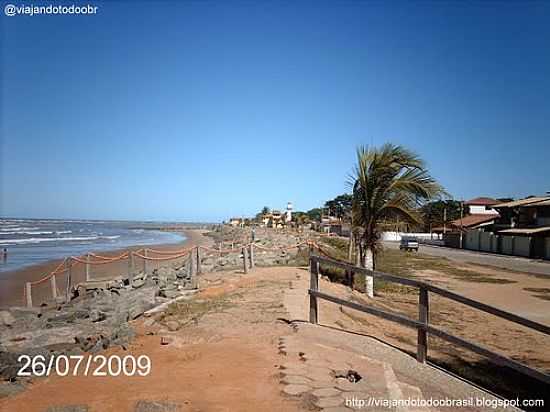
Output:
[308, 254, 550, 385]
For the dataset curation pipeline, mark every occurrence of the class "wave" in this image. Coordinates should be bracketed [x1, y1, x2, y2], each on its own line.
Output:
[0, 235, 120, 245]
[0, 227, 39, 232]
[0, 231, 54, 235]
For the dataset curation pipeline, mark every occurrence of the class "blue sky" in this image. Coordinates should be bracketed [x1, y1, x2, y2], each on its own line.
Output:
[1, 1, 549, 222]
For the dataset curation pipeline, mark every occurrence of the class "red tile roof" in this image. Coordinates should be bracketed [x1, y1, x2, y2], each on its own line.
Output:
[433, 213, 499, 232]
[464, 197, 499, 206]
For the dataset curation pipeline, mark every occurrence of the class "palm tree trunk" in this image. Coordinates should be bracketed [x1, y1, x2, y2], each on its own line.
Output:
[364, 248, 374, 298]
[358, 243, 374, 298]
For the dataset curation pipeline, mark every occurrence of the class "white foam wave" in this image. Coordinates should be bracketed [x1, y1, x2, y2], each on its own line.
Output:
[0, 231, 54, 235]
[0, 235, 120, 245]
[0, 227, 39, 232]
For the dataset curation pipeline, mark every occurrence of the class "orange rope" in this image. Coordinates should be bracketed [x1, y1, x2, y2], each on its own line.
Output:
[132, 250, 191, 261]
[200, 246, 236, 254]
[28, 258, 70, 286]
[89, 252, 129, 261]
[145, 247, 194, 255]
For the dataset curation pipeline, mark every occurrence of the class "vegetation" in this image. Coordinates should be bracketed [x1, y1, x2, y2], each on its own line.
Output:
[324, 193, 352, 219]
[420, 199, 466, 232]
[350, 144, 444, 296]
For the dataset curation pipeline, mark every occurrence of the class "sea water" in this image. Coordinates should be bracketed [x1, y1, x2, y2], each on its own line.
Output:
[0, 218, 185, 273]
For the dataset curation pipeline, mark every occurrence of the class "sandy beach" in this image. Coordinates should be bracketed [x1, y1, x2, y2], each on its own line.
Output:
[0, 229, 212, 308]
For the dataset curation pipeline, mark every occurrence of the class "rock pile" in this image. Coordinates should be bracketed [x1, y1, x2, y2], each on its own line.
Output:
[0, 261, 197, 382]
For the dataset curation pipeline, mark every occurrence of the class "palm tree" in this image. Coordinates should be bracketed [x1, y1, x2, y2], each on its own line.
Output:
[350, 144, 444, 297]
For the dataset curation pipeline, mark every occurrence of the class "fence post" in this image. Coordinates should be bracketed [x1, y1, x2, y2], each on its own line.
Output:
[143, 249, 148, 274]
[51, 274, 57, 300]
[309, 257, 319, 324]
[25, 282, 32, 308]
[417, 286, 429, 363]
[85, 253, 91, 281]
[243, 246, 249, 274]
[128, 252, 134, 286]
[189, 250, 194, 277]
[249, 244, 255, 268]
[196, 247, 202, 274]
[65, 259, 72, 302]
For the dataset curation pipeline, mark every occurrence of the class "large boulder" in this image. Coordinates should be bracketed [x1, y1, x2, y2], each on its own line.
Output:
[0, 311, 16, 327]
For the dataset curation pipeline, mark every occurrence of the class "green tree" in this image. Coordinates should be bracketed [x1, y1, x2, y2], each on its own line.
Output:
[261, 206, 270, 215]
[292, 211, 309, 227]
[421, 200, 465, 232]
[306, 208, 322, 222]
[350, 144, 444, 297]
[324, 193, 352, 219]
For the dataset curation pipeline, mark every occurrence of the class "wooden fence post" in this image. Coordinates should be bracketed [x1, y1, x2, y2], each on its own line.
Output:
[417, 287, 429, 363]
[25, 282, 32, 308]
[143, 249, 148, 274]
[309, 258, 319, 324]
[249, 244, 255, 268]
[243, 247, 249, 274]
[128, 252, 134, 286]
[65, 259, 72, 302]
[189, 250, 194, 277]
[85, 253, 91, 281]
[51, 274, 57, 300]
[196, 247, 202, 274]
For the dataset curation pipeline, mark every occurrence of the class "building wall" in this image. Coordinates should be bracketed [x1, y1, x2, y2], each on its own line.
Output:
[514, 237, 531, 257]
[468, 205, 498, 215]
[501, 236, 514, 255]
[479, 232, 493, 252]
[381, 232, 442, 241]
[443, 233, 461, 248]
[464, 230, 480, 251]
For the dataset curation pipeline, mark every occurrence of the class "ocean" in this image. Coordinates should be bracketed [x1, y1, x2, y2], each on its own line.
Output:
[0, 218, 186, 273]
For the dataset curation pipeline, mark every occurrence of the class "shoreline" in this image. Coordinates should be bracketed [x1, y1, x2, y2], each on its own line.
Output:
[0, 229, 212, 308]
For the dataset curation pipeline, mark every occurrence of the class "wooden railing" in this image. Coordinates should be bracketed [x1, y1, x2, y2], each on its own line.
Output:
[308, 255, 550, 385]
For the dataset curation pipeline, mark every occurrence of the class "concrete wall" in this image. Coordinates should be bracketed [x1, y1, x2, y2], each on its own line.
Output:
[514, 237, 531, 257]
[464, 230, 480, 251]
[501, 236, 514, 255]
[443, 233, 461, 249]
[479, 232, 494, 252]
[468, 205, 498, 215]
[381, 232, 442, 241]
[441, 229, 545, 259]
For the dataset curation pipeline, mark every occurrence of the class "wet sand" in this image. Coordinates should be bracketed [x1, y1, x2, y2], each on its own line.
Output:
[0, 229, 212, 307]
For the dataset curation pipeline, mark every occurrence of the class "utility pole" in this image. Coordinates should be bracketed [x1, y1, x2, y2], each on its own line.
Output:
[459, 200, 464, 249]
[443, 207, 447, 235]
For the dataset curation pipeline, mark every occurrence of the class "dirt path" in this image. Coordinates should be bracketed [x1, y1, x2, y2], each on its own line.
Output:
[0, 267, 304, 412]
[2, 263, 548, 411]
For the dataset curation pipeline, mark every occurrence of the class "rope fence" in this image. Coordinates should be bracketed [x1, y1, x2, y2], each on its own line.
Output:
[23, 239, 330, 308]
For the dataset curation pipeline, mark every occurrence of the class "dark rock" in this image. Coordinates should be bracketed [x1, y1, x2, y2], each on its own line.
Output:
[89, 310, 107, 323]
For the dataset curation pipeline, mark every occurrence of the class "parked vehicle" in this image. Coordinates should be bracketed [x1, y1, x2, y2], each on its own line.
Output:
[400, 236, 419, 252]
